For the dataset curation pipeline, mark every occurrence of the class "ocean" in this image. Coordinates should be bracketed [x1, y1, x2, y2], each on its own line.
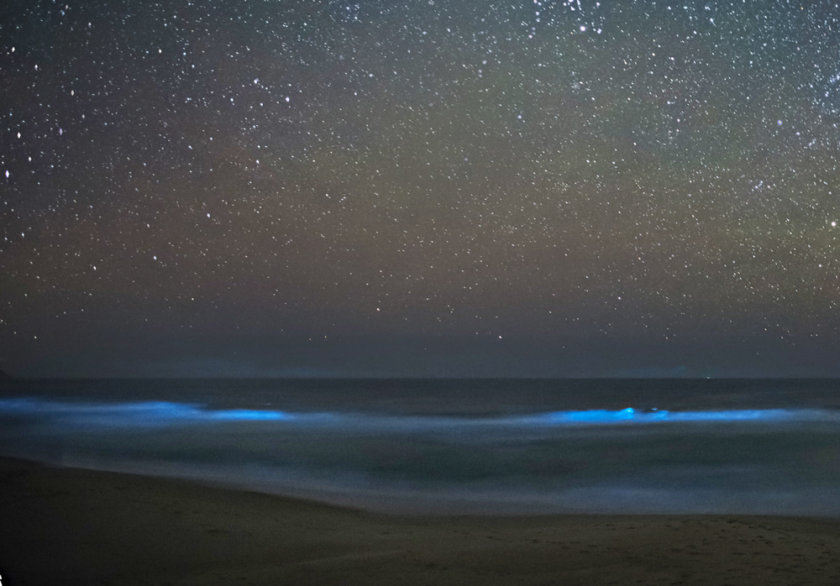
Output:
[1, 378, 839, 515]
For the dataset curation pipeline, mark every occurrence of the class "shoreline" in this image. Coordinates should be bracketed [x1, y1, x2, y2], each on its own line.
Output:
[2, 457, 840, 585]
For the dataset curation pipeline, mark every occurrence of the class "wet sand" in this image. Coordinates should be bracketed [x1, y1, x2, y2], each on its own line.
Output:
[2, 457, 840, 585]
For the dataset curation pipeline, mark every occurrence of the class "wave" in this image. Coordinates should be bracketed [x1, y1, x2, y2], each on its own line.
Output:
[1, 397, 838, 429]
[0, 397, 297, 426]
[4, 394, 840, 515]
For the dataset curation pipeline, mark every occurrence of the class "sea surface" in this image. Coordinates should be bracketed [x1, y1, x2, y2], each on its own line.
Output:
[1, 378, 840, 515]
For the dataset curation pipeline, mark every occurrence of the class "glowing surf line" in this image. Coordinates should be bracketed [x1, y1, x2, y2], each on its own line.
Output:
[0, 397, 295, 426]
[529, 406, 806, 425]
[0, 398, 836, 429]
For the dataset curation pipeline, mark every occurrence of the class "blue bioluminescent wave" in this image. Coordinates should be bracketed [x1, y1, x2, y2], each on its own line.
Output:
[0, 397, 296, 427]
[527, 406, 818, 426]
[0, 397, 837, 429]
[3, 385, 840, 516]
[207, 408, 295, 422]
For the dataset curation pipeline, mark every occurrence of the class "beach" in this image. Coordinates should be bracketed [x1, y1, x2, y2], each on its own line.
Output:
[2, 457, 840, 585]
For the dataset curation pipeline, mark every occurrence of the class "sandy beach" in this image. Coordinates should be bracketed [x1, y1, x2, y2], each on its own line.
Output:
[2, 457, 840, 585]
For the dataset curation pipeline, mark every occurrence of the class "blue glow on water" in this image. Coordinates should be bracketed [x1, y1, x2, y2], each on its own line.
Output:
[0, 397, 296, 427]
[538, 407, 645, 424]
[0, 397, 836, 429]
[208, 408, 294, 421]
[530, 406, 821, 426]
[4, 380, 840, 516]
[667, 409, 796, 422]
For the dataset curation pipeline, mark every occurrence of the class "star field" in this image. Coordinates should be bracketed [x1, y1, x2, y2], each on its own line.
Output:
[2, 1, 840, 377]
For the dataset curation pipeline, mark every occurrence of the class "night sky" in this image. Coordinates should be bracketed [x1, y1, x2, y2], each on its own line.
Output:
[2, 1, 840, 378]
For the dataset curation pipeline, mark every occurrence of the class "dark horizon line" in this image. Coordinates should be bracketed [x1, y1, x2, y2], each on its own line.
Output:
[3, 374, 840, 382]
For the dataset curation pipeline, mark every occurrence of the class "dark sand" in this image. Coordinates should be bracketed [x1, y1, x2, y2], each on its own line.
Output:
[2, 458, 840, 585]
